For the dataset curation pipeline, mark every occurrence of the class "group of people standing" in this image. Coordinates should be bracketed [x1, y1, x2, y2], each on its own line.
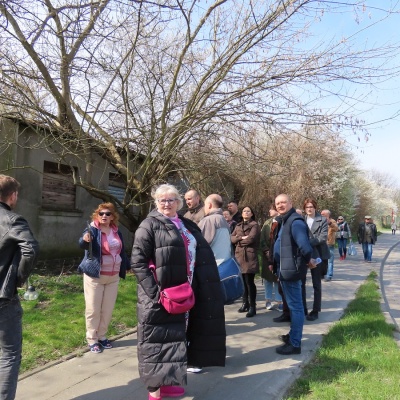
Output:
[0, 173, 382, 400]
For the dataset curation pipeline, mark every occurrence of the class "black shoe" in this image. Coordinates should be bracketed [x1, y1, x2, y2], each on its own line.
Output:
[276, 343, 301, 355]
[246, 306, 256, 318]
[238, 302, 249, 313]
[306, 311, 319, 321]
[279, 334, 290, 344]
[273, 313, 291, 323]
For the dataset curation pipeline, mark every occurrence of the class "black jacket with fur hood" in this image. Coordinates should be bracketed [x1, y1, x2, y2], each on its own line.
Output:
[130, 209, 226, 389]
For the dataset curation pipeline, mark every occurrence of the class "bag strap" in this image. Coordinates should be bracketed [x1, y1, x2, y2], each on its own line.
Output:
[87, 222, 94, 260]
[149, 227, 191, 286]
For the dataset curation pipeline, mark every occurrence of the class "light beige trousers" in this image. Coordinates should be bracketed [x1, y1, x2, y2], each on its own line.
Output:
[83, 273, 120, 345]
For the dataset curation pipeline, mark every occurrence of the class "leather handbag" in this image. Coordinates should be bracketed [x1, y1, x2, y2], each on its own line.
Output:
[78, 224, 101, 278]
[149, 260, 195, 314]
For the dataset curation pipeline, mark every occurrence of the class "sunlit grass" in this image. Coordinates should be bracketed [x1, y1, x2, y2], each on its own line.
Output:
[285, 271, 400, 400]
[19, 272, 137, 372]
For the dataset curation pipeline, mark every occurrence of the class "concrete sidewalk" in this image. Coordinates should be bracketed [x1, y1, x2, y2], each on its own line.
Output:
[16, 233, 400, 400]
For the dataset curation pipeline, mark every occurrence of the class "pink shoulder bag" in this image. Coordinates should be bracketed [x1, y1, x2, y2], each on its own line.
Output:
[149, 234, 195, 314]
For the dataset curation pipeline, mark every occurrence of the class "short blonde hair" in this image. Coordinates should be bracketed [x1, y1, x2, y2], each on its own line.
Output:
[152, 184, 183, 211]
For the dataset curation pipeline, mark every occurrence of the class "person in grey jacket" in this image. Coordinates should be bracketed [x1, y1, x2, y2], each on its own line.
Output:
[303, 198, 330, 321]
[0, 175, 39, 400]
[198, 194, 231, 265]
[131, 184, 226, 400]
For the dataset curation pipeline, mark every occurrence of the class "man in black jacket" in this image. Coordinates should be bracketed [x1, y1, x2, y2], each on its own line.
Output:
[357, 215, 377, 262]
[0, 175, 39, 400]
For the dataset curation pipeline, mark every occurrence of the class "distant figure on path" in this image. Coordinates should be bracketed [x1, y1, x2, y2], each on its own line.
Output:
[391, 222, 397, 235]
[357, 215, 377, 262]
[336, 216, 351, 260]
[321, 210, 338, 282]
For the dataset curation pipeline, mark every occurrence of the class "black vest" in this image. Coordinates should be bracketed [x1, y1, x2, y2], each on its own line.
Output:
[277, 209, 309, 281]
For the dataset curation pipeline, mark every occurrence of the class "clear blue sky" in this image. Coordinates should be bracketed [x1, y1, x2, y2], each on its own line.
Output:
[310, 1, 400, 185]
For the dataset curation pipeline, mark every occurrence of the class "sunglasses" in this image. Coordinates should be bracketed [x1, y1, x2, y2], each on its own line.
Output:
[99, 212, 112, 216]
[338, 218, 343, 221]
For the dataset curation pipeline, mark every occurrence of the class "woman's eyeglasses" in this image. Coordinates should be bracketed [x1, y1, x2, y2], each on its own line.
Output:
[99, 212, 112, 216]
[157, 199, 177, 204]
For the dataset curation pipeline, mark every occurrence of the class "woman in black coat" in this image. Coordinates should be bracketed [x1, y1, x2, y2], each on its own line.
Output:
[131, 184, 226, 400]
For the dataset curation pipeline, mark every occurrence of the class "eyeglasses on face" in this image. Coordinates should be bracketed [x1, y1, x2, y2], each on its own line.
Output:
[99, 212, 112, 216]
[338, 218, 343, 220]
[157, 198, 177, 204]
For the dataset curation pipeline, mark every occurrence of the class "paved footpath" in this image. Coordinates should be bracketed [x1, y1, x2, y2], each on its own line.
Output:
[16, 233, 400, 400]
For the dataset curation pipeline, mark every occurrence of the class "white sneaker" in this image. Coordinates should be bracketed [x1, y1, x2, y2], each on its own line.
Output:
[187, 366, 202, 373]
[266, 301, 273, 310]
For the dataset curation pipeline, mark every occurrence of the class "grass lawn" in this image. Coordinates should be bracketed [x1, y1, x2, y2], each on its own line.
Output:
[285, 271, 400, 400]
[19, 271, 137, 373]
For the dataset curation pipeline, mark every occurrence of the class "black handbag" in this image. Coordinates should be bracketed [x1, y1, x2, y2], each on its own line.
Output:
[78, 224, 101, 278]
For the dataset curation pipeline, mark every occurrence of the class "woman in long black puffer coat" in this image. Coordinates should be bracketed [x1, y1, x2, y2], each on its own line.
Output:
[130, 184, 226, 400]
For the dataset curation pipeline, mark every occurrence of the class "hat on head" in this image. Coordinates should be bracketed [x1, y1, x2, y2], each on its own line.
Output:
[338, 216, 344, 219]
[365, 215, 371, 219]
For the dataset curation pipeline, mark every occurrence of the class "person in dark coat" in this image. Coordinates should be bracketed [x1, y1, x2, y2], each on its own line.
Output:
[260, 206, 282, 310]
[131, 184, 226, 400]
[303, 198, 330, 321]
[231, 206, 261, 318]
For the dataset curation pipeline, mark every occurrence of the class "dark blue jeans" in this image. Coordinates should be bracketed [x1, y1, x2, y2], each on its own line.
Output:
[362, 242, 373, 261]
[336, 238, 348, 257]
[280, 280, 304, 347]
[0, 296, 23, 400]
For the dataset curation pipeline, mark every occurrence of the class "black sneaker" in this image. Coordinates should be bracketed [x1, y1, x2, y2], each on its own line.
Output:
[276, 343, 301, 355]
[279, 334, 290, 344]
[306, 311, 319, 321]
[273, 313, 291, 323]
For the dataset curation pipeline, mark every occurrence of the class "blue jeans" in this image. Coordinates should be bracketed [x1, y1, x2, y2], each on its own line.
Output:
[264, 280, 282, 302]
[336, 238, 348, 257]
[362, 242, 373, 261]
[0, 296, 23, 400]
[327, 245, 335, 278]
[280, 280, 304, 347]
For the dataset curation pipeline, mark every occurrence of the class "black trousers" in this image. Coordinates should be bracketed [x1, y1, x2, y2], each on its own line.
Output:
[242, 273, 257, 305]
[302, 264, 322, 313]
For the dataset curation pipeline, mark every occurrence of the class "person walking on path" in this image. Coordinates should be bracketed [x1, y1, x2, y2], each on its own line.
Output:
[357, 215, 377, 262]
[273, 194, 316, 355]
[321, 210, 338, 281]
[131, 184, 225, 400]
[78, 203, 130, 354]
[231, 206, 260, 318]
[391, 222, 397, 235]
[336, 216, 351, 260]
[0, 175, 39, 400]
